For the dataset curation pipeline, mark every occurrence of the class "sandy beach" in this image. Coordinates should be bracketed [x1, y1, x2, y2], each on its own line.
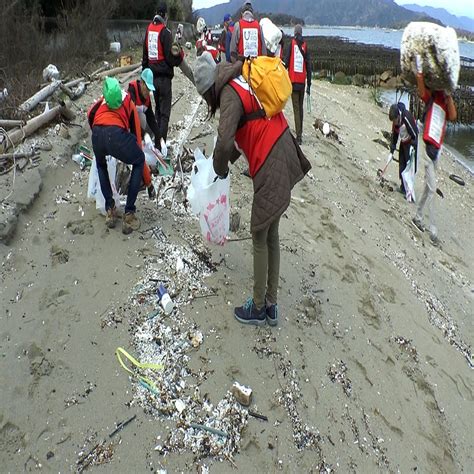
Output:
[1, 53, 473, 473]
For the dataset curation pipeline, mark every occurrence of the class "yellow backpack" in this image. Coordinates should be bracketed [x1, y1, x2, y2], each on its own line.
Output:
[242, 56, 292, 118]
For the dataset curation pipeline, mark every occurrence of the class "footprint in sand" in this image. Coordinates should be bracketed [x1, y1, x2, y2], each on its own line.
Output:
[66, 219, 94, 235]
[0, 421, 26, 457]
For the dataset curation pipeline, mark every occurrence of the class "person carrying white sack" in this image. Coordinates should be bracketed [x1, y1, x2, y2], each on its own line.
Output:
[411, 55, 457, 247]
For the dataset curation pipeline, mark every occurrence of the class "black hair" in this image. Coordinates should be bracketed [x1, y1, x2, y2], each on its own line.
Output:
[389, 103, 400, 121]
[156, 2, 167, 16]
[203, 84, 219, 119]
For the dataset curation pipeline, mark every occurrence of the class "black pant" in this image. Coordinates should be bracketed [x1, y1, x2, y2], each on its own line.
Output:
[153, 76, 172, 142]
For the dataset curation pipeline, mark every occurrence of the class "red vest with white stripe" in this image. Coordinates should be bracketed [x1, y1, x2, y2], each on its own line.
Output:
[129, 80, 151, 114]
[146, 22, 165, 64]
[237, 20, 262, 57]
[288, 39, 307, 84]
[229, 76, 288, 177]
[423, 91, 448, 149]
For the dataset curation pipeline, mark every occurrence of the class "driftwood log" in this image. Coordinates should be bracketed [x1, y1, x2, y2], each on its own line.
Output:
[97, 63, 141, 79]
[0, 102, 74, 153]
[64, 77, 86, 88]
[313, 118, 343, 144]
[0, 119, 26, 129]
[119, 66, 141, 84]
[19, 80, 62, 113]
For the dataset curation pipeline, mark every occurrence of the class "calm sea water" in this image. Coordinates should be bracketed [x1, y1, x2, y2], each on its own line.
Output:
[281, 26, 474, 60]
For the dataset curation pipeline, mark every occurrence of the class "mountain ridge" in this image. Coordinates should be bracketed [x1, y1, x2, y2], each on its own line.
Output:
[196, 0, 434, 28]
[402, 4, 474, 32]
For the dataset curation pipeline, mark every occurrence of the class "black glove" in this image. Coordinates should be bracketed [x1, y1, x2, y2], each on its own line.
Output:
[154, 138, 161, 151]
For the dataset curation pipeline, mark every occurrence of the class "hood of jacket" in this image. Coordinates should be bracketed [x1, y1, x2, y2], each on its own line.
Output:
[215, 60, 243, 98]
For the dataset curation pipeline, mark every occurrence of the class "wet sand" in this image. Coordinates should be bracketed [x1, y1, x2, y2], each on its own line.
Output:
[1, 56, 473, 473]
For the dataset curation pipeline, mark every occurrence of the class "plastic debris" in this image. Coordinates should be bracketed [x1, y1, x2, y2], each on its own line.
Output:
[231, 382, 252, 407]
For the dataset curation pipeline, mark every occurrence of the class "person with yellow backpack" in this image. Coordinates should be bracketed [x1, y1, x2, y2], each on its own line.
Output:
[193, 52, 311, 326]
[284, 24, 312, 145]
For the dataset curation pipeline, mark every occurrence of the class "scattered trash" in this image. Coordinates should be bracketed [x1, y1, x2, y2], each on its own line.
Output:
[327, 360, 352, 397]
[108, 414, 137, 438]
[176, 256, 185, 272]
[157, 283, 174, 314]
[322, 122, 330, 136]
[115, 347, 163, 392]
[110, 42, 121, 53]
[231, 381, 252, 407]
[190, 330, 203, 348]
[0, 88, 8, 101]
[42, 64, 60, 82]
[185, 41, 192, 49]
[248, 410, 268, 421]
[449, 174, 465, 186]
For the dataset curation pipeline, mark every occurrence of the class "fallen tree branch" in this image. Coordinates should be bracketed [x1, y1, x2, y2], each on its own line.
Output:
[19, 80, 62, 113]
[97, 63, 141, 79]
[119, 66, 141, 84]
[0, 119, 26, 129]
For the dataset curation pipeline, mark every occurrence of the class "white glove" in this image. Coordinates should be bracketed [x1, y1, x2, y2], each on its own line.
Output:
[415, 54, 423, 75]
[160, 138, 168, 159]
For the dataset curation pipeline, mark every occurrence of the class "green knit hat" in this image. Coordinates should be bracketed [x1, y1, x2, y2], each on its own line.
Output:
[103, 77, 122, 109]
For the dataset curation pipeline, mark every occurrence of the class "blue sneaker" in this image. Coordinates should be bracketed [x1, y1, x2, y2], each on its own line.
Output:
[266, 303, 278, 327]
[234, 298, 266, 326]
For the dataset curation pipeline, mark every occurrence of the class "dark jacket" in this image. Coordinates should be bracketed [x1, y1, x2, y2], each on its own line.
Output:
[142, 17, 182, 78]
[284, 34, 312, 91]
[390, 102, 418, 154]
[212, 61, 311, 232]
[127, 80, 160, 144]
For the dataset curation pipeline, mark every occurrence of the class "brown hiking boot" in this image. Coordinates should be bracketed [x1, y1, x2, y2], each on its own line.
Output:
[122, 212, 140, 235]
[105, 207, 117, 229]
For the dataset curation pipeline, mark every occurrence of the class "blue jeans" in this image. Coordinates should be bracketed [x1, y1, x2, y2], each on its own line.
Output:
[92, 126, 144, 213]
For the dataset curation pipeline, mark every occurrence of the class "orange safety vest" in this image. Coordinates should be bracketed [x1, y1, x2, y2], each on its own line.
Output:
[146, 22, 165, 64]
[423, 91, 448, 149]
[288, 39, 307, 85]
[237, 19, 262, 57]
[88, 95, 151, 186]
[229, 76, 288, 177]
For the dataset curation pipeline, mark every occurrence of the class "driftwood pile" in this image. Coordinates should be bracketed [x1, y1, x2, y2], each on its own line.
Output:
[0, 60, 141, 157]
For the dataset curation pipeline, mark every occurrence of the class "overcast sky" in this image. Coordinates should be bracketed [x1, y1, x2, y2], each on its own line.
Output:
[192, 0, 473, 18]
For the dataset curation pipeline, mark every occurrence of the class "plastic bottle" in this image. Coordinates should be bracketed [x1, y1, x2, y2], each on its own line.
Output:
[157, 284, 174, 314]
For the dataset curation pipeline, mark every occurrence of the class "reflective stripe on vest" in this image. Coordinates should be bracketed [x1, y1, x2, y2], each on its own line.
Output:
[229, 76, 288, 177]
[423, 91, 448, 149]
[129, 80, 151, 114]
[289, 39, 307, 84]
[237, 20, 261, 57]
[146, 22, 165, 63]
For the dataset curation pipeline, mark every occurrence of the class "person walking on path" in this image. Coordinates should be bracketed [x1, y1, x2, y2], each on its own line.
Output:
[388, 102, 418, 195]
[142, 2, 184, 149]
[219, 13, 234, 62]
[88, 78, 144, 234]
[411, 55, 457, 246]
[193, 52, 311, 326]
[230, 1, 267, 63]
[284, 24, 312, 145]
[128, 68, 161, 148]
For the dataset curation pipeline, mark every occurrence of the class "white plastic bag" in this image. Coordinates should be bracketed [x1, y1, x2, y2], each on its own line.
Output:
[188, 148, 230, 245]
[401, 22, 460, 91]
[259, 18, 282, 54]
[87, 156, 121, 215]
[402, 148, 417, 203]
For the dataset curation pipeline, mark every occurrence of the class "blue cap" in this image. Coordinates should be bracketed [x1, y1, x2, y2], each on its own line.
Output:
[141, 68, 155, 91]
[224, 13, 231, 22]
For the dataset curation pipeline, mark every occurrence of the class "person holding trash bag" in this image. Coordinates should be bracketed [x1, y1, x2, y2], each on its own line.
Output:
[388, 102, 418, 196]
[128, 68, 161, 148]
[230, 1, 267, 63]
[142, 2, 184, 148]
[284, 24, 312, 145]
[411, 55, 457, 246]
[193, 52, 311, 326]
[88, 77, 146, 234]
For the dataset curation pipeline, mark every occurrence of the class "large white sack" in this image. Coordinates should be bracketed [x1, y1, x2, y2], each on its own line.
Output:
[260, 18, 282, 54]
[401, 22, 460, 92]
